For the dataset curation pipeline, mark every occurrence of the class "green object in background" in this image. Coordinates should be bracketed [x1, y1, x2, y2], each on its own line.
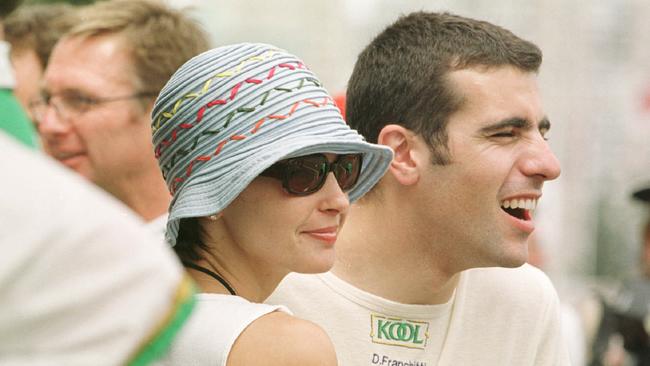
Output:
[24, 0, 97, 5]
[0, 89, 38, 149]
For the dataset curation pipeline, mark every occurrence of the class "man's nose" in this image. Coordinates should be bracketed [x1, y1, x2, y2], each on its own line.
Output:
[520, 138, 561, 181]
[37, 103, 69, 137]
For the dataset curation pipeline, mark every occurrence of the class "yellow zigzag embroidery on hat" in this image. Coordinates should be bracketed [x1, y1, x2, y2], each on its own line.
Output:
[152, 50, 278, 133]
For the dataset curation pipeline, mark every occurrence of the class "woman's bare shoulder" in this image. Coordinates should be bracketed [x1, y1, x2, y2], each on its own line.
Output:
[227, 311, 337, 366]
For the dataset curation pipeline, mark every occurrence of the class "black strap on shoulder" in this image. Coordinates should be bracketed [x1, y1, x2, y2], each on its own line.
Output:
[182, 260, 237, 296]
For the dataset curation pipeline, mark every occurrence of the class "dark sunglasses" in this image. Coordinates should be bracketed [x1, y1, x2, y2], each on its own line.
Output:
[259, 153, 363, 196]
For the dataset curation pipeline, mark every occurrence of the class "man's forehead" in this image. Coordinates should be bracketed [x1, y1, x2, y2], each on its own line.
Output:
[45, 34, 137, 93]
[445, 66, 544, 124]
[447, 65, 539, 91]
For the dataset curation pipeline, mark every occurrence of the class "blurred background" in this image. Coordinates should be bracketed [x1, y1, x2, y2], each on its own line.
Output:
[14, 0, 650, 363]
[29, 0, 650, 293]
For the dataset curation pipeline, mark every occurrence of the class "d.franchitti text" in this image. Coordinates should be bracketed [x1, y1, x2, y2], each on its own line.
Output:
[371, 353, 427, 366]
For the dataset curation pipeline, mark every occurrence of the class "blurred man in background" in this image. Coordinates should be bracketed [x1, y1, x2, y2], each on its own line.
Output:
[589, 187, 650, 366]
[4, 3, 78, 119]
[631, 187, 650, 282]
[0, 0, 37, 148]
[31, 0, 210, 232]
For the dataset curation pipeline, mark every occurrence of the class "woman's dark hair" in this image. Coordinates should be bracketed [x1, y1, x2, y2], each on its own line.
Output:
[175, 217, 209, 262]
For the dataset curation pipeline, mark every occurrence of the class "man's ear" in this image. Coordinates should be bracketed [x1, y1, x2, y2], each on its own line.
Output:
[377, 124, 421, 186]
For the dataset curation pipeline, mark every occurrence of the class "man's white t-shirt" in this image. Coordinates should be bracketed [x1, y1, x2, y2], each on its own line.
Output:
[267, 264, 570, 366]
[0, 134, 193, 365]
[146, 212, 168, 241]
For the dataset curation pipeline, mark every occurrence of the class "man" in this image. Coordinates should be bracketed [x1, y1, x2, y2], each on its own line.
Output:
[632, 186, 650, 280]
[0, 131, 195, 365]
[4, 3, 77, 116]
[31, 0, 210, 231]
[268, 11, 569, 365]
[0, 0, 37, 148]
[613, 187, 650, 319]
[587, 188, 650, 365]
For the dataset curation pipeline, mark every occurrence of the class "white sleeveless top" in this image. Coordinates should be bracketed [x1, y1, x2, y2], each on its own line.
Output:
[156, 293, 289, 366]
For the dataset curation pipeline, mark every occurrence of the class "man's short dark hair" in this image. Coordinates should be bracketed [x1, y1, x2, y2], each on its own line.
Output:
[346, 11, 542, 164]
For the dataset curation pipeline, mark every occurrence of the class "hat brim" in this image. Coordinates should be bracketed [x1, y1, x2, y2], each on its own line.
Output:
[165, 136, 393, 246]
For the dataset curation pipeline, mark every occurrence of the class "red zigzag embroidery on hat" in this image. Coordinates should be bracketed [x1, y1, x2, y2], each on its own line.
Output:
[155, 62, 307, 159]
[169, 96, 332, 194]
[159, 77, 321, 177]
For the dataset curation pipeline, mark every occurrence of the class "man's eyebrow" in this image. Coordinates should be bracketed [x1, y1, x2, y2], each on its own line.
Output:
[479, 117, 551, 133]
[40, 88, 87, 97]
[479, 117, 531, 134]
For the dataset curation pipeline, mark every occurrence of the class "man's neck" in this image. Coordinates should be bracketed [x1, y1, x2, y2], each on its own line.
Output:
[332, 200, 460, 305]
[100, 168, 171, 222]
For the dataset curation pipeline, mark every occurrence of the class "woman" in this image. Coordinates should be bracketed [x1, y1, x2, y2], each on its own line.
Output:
[151, 43, 392, 365]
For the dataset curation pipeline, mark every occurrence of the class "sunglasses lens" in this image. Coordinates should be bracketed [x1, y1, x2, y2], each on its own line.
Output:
[261, 154, 363, 196]
[285, 156, 328, 195]
[333, 154, 362, 191]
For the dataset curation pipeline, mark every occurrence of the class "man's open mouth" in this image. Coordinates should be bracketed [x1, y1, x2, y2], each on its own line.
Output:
[500, 198, 537, 221]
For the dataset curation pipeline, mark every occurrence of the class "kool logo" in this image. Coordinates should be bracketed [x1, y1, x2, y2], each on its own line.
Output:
[370, 314, 429, 349]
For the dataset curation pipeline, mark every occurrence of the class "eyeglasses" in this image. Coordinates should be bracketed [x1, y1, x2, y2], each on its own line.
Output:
[29, 90, 158, 126]
[260, 153, 363, 196]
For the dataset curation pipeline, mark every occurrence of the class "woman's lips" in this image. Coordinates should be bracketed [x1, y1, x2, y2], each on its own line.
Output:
[302, 227, 338, 245]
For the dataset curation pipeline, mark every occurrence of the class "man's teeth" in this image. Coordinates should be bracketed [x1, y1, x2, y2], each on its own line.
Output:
[501, 198, 537, 210]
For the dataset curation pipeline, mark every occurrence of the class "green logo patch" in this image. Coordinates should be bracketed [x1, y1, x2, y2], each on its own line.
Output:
[370, 314, 429, 349]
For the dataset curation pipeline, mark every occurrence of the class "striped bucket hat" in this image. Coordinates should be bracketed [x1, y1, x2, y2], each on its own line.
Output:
[152, 43, 393, 247]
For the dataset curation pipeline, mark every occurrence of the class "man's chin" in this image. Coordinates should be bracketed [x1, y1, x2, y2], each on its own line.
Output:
[503, 245, 530, 268]
[490, 242, 530, 269]
[502, 257, 528, 268]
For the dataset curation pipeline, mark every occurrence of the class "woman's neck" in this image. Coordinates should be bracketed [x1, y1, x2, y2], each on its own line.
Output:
[182, 261, 237, 295]
[190, 220, 288, 302]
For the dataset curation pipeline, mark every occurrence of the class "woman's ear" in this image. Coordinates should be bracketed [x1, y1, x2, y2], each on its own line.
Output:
[208, 213, 223, 221]
[377, 124, 421, 186]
